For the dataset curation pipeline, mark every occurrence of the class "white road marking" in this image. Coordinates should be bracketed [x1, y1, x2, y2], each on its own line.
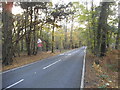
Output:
[80, 47, 87, 89]
[84, 50, 86, 52]
[59, 53, 65, 55]
[43, 59, 61, 69]
[1, 47, 84, 75]
[1, 53, 62, 74]
[68, 54, 71, 55]
[1, 59, 42, 74]
[4, 79, 24, 89]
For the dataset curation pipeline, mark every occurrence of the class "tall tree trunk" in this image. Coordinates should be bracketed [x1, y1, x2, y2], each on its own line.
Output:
[26, 6, 33, 55]
[96, 3, 103, 56]
[29, 6, 33, 55]
[25, 8, 31, 55]
[24, 10, 28, 54]
[64, 17, 68, 49]
[21, 15, 24, 52]
[70, 15, 74, 49]
[100, 2, 110, 57]
[115, 2, 120, 49]
[32, 8, 37, 55]
[21, 30, 24, 51]
[2, 2, 13, 65]
[24, 7, 32, 55]
[51, 18, 55, 53]
[39, 24, 43, 51]
[96, 1, 110, 56]
[115, 17, 120, 49]
[91, 0, 96, 54]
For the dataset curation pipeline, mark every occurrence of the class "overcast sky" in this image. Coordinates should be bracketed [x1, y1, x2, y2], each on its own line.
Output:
[52, 0, 101, 6]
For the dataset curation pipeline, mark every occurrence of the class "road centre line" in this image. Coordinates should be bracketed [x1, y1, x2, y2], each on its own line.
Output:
[4, 79, 24, 89]
[43, 59, 61, 69]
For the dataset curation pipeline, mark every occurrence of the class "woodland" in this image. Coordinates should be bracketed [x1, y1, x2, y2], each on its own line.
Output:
[1, 1, 120, 65]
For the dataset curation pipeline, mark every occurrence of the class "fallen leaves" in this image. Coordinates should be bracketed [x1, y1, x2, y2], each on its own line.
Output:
[85, 50, 119, 88]
[2, 51, 61, 71]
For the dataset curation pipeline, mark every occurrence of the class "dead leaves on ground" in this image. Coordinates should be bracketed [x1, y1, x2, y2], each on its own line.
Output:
[85, 50, 119, 88]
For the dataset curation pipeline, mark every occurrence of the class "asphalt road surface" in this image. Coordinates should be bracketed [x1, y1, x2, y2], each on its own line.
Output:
[2, 46, 87, 89]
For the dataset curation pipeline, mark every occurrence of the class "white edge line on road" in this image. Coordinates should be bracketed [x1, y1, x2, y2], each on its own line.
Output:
[43, 59, 61, 69]
[4, 79, 24, 89]
[1, 60, 40, 74]
[80, 47, 87, 89]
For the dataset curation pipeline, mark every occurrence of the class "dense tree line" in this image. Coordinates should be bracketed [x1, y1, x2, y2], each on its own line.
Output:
[2, 2, 76, 65]
[2, 1, 120, 65]
[82, 0, 120, 57]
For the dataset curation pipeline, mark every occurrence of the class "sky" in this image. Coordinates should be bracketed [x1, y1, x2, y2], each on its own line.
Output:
[51, 0, 102, 7]
[52, 0, 101, 5]
[12, 6, 23, 15]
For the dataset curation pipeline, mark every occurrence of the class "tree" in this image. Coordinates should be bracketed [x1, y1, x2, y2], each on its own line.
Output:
[96, 1, 111, 57]
[46, 3, 72, 53]
[20, 2, 48, 55]
[2, 2, 13, 65]
[115, 2, 120, 49]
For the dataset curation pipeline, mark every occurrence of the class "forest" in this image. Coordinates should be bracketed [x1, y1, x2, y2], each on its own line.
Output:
[1, 0, 120, 66]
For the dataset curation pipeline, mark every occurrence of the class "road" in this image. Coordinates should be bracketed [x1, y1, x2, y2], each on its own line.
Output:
[2, 46, 87, 89]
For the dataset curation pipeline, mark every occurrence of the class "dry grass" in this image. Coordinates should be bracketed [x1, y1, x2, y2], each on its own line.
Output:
[85, 50, 119, 88]
[2, 51, 62, 71]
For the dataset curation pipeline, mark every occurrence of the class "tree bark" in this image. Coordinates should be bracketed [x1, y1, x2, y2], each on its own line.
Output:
[2, 2, 13, 65]
[70, 15, 74, 49]
[96, 2, 110, 57]
[100, 2, 110, 57]
[64, 17, 68, 49]
[26, 6, 33, 55]
[91, 0, 96, 54]
[52, 18, 55, 53]
[115, 3, 120, 49]
[32, 8, 37, 55]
